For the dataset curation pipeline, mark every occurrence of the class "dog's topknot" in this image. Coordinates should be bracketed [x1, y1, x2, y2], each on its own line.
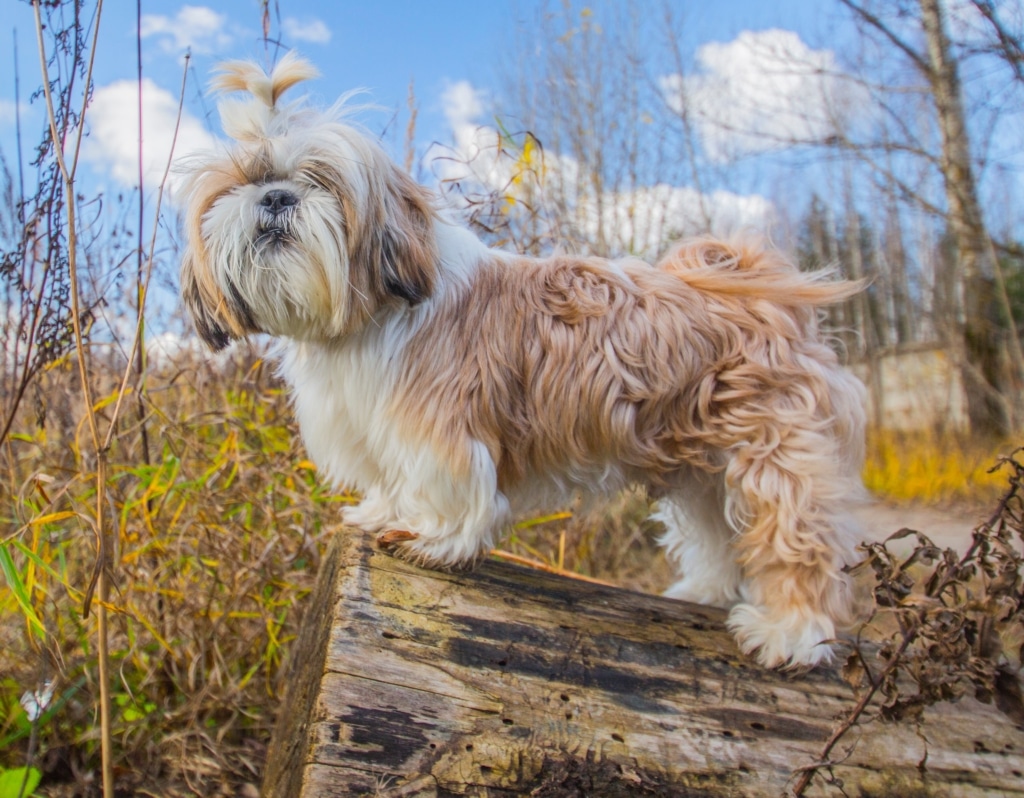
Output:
[211, 52, 319, 141]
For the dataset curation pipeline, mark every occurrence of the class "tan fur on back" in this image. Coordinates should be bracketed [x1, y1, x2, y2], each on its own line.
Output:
[397, 243, 853, 565]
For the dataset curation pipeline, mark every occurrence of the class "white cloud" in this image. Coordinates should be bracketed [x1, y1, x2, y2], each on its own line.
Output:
[443, 81, 485, 131]
[140, 5, 234, 55]
[587, 185, 774, 254]
[146, 329, 203, 366]
[663, 29, 867, 162]
[0, 98, 32, 129]
[283, 17, 332, 45]
[427, 81, 772, 256]
[82, 78, 217, 193]
[427, 81, 512, 187]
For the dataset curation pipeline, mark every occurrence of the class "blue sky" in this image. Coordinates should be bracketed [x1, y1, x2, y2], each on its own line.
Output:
[3, 1, 1021, 283]
[3, 0, 873, 345]
[1, 0, 840, 196]
[4, 0, 1022, 353]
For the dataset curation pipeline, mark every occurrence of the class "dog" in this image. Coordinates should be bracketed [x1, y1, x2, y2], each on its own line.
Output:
[179, 54, 867, 669]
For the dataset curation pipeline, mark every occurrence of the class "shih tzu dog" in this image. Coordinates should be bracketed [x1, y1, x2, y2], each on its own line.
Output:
[179, 54, 867, 669]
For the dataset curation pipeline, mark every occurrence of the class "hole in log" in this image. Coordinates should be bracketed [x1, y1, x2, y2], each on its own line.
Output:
[722, 730, 735, 738]
[750, 721, 766, 731]
[560, 693, 570, 702]
[480, 766, 493, 775]
[381, 630, 397, 639]
[465, 744, 473, 752]
[974, 741, 989, 753]
[565, 712, 572, 720]
[1013, 770, 1022, 778]
[497, 658, 508, 667]
[611, 733, 625, 743]
[502, 718, 514, 725]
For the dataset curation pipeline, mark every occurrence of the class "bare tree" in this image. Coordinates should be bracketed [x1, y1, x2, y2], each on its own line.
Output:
[466, 0, 1024, 437]
[494, 1, 727, 258]
[840, 0, 1024, 435]
[969, 0, 1024, 81]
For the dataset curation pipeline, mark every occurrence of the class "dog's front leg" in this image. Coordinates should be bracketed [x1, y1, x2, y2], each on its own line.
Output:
[341, 437, 510, 570]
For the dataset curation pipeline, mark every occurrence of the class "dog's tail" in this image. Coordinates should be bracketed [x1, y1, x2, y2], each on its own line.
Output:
[210, 52, 319, 140]
[656, 237, 863, 307]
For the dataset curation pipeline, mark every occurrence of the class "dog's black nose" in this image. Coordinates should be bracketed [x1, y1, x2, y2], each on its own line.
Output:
[260, 188, 299, 215]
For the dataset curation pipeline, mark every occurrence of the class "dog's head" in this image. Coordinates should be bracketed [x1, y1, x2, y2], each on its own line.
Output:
[179, 53, 437, 350]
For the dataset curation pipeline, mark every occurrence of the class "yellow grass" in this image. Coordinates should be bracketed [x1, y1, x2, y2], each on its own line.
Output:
[0, 353, 334, 795]
[2, 352, 1019, 794]
[863, 430, 1015, 507]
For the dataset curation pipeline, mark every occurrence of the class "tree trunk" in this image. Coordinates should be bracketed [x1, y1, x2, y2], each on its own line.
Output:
[919, 0, 1021, 435]
[262, 532, 1024, 797]
[843, 167, 885, 432]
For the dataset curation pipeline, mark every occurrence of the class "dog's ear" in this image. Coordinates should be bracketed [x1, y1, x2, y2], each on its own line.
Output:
[181, 251, 232, 351]
[366, 169, 437, 306]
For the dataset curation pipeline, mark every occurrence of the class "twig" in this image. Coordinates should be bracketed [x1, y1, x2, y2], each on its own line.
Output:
[101, 55, 191, 454]
[792, 632, 915, 796]
[489, 549, 617, 586]
[795, 450, 1024, 796]
[31, 3, 112, 797]
[134, 0, 152, 473]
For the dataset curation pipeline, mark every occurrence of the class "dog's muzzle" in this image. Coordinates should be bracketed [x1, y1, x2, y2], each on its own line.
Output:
[256, 188, 299, 240]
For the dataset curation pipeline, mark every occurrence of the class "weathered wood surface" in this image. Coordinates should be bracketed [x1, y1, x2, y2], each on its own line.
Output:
[262, 532, 1024, 797]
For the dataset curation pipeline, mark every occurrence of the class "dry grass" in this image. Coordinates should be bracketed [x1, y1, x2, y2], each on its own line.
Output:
[501, 491, 672, 596]
[0, 349, 338, 796]
[863, 429, 1013, 509]
[0, 349, 673, 796]
[1, 346, 1019, 796]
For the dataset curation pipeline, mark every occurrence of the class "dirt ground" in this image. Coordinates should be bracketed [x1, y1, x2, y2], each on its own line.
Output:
[855, 500, 985, 553]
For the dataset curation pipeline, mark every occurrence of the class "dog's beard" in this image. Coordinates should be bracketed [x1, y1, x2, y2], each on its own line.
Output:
[201, 186, 354, 341]
[253, 202, 296, 248]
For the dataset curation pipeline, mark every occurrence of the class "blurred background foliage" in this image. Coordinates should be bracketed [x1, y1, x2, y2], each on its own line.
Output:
[2, 0, 1023, 795]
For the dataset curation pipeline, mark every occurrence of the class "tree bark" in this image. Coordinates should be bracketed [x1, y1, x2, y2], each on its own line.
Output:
[919, 0, 1021, 435]
[262, 532, 1024, 797]
[843, 167, 885, 432]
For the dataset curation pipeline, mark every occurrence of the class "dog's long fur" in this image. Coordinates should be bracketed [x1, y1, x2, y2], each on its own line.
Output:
[179, 54, 868, 668]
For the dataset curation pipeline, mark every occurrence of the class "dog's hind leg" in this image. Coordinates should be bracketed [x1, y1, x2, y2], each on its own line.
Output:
[656, 475, 744, 610]
[717, 405, 863, 669]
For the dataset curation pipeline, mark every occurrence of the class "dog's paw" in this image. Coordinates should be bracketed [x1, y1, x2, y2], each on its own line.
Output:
[376, 529, 419, 549]
[342, 499, 392, 533]
[727, 602, 835, 670]
[374, 528, 486, 572]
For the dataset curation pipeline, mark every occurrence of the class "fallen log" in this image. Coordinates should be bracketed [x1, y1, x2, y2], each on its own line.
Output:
[262, 531, 1024, 797]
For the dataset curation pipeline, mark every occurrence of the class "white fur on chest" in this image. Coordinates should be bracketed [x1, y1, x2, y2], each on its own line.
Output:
[278, 309, 509, 566]
[277, 220, 491, 495]
[278, 333, 401, 494]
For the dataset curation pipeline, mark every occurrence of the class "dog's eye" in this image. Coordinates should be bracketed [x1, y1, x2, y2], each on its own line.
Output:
[297, 170, 331, 191]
